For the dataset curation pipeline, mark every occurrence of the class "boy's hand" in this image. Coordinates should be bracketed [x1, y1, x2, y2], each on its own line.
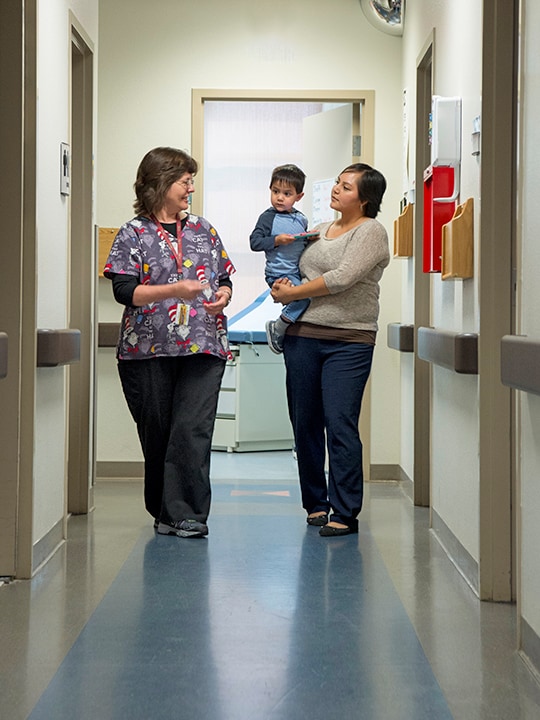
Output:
[274, 233, 296, 246]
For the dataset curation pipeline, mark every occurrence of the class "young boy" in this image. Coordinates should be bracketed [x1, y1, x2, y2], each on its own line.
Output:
[249, 164, 317, 354]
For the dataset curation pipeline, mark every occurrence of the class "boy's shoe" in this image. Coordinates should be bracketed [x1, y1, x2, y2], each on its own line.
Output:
[265, 320, 284, 354]
[157, 519, 208, 538]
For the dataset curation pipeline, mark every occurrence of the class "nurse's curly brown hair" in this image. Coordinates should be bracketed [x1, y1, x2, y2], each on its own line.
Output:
[134, 146, 198, 216]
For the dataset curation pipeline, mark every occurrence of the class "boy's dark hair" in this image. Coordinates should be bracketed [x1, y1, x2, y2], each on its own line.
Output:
[340, 163, 387, 218]
[270, 164, 306, 194]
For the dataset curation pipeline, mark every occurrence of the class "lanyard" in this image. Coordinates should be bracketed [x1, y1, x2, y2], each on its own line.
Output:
[151, 214, 184, 276]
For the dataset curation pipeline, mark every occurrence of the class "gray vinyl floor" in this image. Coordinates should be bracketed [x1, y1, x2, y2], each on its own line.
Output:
[1, 451, 540, 719]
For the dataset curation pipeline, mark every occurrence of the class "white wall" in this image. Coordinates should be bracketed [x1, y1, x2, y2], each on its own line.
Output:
[33, 0, 98, 542]
[400, 0, 483, 560]
[95, 0, 403, 468]
[517, 0, 540, 644]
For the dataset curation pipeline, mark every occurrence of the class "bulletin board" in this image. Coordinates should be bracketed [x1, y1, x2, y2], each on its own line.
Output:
[312, 178, 336, 226]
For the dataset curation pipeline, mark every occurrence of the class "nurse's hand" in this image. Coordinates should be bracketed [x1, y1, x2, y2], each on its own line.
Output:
[203, 288, 231, 315]
[175, 279, 204, 300]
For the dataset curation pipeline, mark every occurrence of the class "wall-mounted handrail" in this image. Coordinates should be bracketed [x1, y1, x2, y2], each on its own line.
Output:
[387, 323, 414, 353]
[98, 323, 120, 348]
[500, 335, 540, 396]
[417, 327, 478, 374]
[37, 329, 81, 367]
[0, 332, 7, 378]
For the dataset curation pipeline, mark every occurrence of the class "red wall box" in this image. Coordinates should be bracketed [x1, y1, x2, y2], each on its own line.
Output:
[423, 165, 456, 273]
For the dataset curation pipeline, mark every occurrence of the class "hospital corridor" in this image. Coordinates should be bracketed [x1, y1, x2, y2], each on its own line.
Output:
[1, 451, 540, 720]
[3, 1, 540, 717]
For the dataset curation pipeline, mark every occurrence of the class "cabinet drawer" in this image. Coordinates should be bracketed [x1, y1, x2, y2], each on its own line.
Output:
[212, 417, 237, 451]
[216, 390, 236, 417]
[221, 363, 237, 390]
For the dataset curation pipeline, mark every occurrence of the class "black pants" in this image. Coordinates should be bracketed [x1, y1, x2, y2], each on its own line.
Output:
[118, 354, 226, 524]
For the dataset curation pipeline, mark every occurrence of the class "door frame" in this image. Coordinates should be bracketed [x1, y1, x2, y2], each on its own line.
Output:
[414, 36, 434, 510]
[478, 0, 518, 601]
[0, 0, 38, 579]
[67, 17, 96, 516]
[191, 89, 375, 219]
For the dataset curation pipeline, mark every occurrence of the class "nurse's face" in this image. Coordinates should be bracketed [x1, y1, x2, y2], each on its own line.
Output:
[163, 173, 195, 214]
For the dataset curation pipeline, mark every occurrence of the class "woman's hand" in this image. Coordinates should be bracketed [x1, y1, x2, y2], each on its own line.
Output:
[271, 275, 330, 304]
[174, 279, 204, 300]
[132, 278, 203, 306]
[271, 277, 296, 304]
[203, 287, 231, 316]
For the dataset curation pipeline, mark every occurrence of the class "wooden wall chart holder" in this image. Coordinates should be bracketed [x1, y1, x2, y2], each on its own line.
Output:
[393, 203, 414, 258]
[98, 227, 118, 277]
[441, 197, 474, 280]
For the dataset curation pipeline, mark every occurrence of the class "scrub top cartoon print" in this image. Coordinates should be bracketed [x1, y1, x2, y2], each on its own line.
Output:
[104, 214, 235, 361]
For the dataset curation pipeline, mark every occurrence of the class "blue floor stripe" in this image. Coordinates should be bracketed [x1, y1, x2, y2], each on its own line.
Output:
[29, 513, 453, 720]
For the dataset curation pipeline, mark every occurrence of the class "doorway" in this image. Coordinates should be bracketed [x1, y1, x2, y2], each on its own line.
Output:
[477, 0, 517, 601]
[191, 90, 374, 316]
[191, 90, 374, 478]
[0, 0, 38, 578]
[413, 38, 433, 509]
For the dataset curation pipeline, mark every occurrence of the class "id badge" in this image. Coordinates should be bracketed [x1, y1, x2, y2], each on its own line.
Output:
[176, 303, 189, 325]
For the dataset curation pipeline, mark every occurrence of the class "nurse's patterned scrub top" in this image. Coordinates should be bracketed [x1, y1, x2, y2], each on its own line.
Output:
[104, 214, 235, 361]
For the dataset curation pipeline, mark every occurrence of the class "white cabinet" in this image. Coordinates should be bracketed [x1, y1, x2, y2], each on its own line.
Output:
[212, 344, 294, 452]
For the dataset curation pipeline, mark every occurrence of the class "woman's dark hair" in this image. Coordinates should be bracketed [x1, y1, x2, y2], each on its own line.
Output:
[134, 146, 198, 215]
[340, 162, 387, 218]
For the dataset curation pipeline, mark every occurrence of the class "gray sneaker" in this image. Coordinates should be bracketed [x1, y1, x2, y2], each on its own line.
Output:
[265, 320, 284, 354]
[157, 519, 209, 538]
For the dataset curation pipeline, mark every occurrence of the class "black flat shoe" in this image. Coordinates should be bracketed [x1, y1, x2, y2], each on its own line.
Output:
[307, 513, 329, 527]
[319, 524, 358, 537]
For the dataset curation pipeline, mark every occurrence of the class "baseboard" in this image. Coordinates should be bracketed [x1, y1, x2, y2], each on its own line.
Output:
[102, 461, 413, 489]
[370, 469, 478, 591]
[432, 509, 479, 596]
[370, 464, 404, 482]
[32, 518, 64, 575]
[370, 464, 413, 494]
[96, 461, 144, 480]
[520, 617, 540, 683]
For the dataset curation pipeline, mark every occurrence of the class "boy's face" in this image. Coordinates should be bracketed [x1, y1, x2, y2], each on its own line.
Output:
[270, 181, 304, 214]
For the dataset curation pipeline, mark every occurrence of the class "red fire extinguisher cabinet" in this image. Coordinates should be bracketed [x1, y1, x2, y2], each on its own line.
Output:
[423, 165, 456, 273]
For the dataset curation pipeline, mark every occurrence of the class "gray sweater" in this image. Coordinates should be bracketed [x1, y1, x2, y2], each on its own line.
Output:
[298, 219, 390, 331]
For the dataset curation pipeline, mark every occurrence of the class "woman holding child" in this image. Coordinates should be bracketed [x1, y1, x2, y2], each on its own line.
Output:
[271, 163, 389, 537]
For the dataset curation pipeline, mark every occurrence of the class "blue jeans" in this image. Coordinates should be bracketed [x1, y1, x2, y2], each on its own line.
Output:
[266, 272, 310, 324]
[283, 335, 374, 529]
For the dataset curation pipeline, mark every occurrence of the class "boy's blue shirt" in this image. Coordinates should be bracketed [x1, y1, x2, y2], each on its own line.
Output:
[249, 206, 309, 281]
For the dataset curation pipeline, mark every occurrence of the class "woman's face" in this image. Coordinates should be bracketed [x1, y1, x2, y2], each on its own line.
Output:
[330, 171, 364, 215]
[162, 172, 195, 214]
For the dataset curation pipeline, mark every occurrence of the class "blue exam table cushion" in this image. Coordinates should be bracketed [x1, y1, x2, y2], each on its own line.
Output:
[227, 289, 275, 344]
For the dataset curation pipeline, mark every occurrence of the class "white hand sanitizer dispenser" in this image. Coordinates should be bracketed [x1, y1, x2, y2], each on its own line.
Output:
[431, 96, 462, 202]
